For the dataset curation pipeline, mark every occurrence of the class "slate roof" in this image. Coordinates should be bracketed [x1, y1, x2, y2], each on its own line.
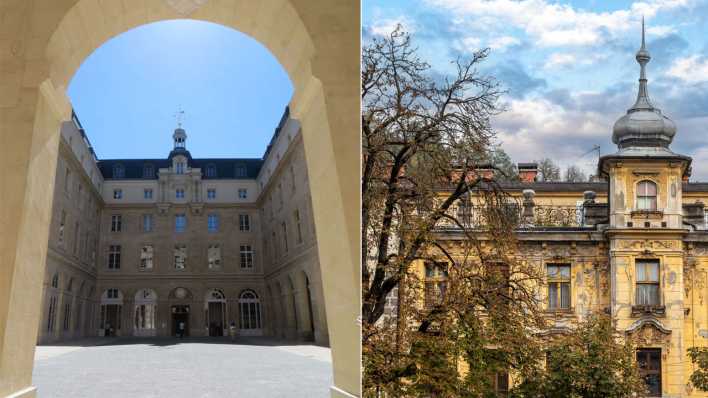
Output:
[97, 157, 263, 180]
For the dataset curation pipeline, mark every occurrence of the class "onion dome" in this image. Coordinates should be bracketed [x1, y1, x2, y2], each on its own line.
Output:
[612, 17, 676, 154]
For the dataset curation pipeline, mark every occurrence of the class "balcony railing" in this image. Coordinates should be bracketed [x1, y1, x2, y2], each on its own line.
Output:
[435, 204, 584, 230]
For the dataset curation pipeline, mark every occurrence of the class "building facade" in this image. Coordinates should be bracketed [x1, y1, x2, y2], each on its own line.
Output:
[37, 108, 328, 346]
[414, 26, 708, 396]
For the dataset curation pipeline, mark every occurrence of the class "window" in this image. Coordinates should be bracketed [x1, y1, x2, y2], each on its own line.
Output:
[424, 262, 448, 309]
[240, 245, 254, 268]
[637, 349, 661, 396]
[175, 162, 185, 174]
[144, 189, 153, 199]
[637, 180, 657, 210]
[208, 244, 221, 269]
[235, 165, 247, 177]
[47, 296, 57, 332]
[491, 372, 509, 396]
[175, 214, 186, 233]
[51, 273, 59, 288]
[67, 278, 73, 292]
[207, 189, 216, 199]
[281, 222, 288, 252]
[106, 288, 119, 299]
[208, 214, 219, 233]
[547, 264, 571, 310]
[143, 214, 153, 232]
[59, 211, 66, 244]
[142, 164, 155, 178]
[111, 215, 122, 232]
[139, 245, 153, 270]
[294, 210, 303, 244]
[62, 302, 71, 331]
[205, 164, 217, 178]
[239, 291, 261, 330]
[108, 245, 121, 269]
[113, 164, 125, 179]
[238, 188, 248, 199]
[636, 259, 660, 306]
[239, 214, 250, 232]
[113, 189, 122, 199]
[176, 189, 185, 199]
[174, 245, 187, 270]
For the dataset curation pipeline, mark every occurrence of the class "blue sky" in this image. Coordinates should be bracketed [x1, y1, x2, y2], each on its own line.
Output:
[68, 19, 293, 160]
[363, 0, 708, 180]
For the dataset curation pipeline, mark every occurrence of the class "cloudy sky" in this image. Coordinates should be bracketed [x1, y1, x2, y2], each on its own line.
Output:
[363, 0, 708, 180]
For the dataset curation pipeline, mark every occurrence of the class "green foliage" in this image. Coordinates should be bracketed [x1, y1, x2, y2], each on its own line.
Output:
[688, 347, 708, 391]
[512, 314, 646, 398]
[490, 146, 518, 182]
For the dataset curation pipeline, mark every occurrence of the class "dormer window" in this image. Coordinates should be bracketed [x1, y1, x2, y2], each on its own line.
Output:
[113, 164, 125, 179]
[206, 164, 217, 178]
[175, 162, 185, 174]
[235, 165, 247, 177]
[143, 164, 155, 178]
[637, 180, 657, 210]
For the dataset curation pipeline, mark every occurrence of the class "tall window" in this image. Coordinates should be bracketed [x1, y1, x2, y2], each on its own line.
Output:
[205, 164, 217, 178]
[207, 189, 216, 199]
[208, 214, 219, 233]
[144, 189, 153, 199]
[547, 264, 571, 310]
[208, 244, 221, 269]
[134, 289, 156, 331]
[240, 245, 254, 268]
[281, 222, 288, 252]
[113, 164, 125, 178]
[111, 215, 122, 232]
[491, 372, 509, 396]
[139, 245, 154, 270]
[636, 259, 660, 306]
[59, 210, 66, 244]
[175, 189, 185, 199]
[63, 302, 72, 331]
[637, 349, 661, 396]
[113, 189, 122, 199]
[175, 214, 186, 233]
[294, 210, 303, 244]
[239, 214, 250, 231]
[142, 164, 154, 178]
[51, 273, 59, 288]
[175, 162, 185, 174]
[47, 296, 58, 332]
[108, 245, 121, 269]
[174, 245, 187, 270]
[239, 290, 261, 330]
[424, 262, 448, 308]
[235, 165, 247, 177]
[637, 180, 657, 210]
[143, 214, 153, 232]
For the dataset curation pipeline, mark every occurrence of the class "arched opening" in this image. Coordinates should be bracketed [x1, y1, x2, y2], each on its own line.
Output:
[169, 287, 193, 337]
[134, 289, 158, 337]
[238, 290, 262, 336]
[205, 289, 227, 337]
[99, 288, 123, 337]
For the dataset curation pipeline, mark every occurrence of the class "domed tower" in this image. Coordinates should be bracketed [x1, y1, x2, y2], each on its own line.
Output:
[599, 17, 691, 229]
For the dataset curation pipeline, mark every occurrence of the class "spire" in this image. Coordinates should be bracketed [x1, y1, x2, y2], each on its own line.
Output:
[172, 106, 187, 150]
[632, 16, 654, 111]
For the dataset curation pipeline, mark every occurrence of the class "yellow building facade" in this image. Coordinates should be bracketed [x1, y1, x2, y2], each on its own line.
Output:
[414, 25, 708, 397]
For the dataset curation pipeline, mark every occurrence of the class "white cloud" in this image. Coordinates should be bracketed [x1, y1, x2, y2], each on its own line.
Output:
[544, 53, 577, 69]
[666, 55, 708, 84]
[369, 16, 415, 37]
[489, 36, 521, 51]
[647, 24, 677, 37]
[424, 0, 689, 47]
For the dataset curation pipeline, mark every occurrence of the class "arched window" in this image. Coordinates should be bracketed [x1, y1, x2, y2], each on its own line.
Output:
[51, 273, 59, 288]
[205, 289, 227, 336]
[67, 278, 73, 292]
[205, 164, 217, 178]
[239, 290, 262, 333]
[113, 163, 125, 179]
[100, 288, 123, 336]
[637, 180, 657, 210]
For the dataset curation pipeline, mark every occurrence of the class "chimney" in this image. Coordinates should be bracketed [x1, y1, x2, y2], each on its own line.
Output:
[518, 162, 538, 183]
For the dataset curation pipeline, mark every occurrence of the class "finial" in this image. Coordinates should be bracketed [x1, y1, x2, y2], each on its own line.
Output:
[632, 16, 653, 111]
[174, 105, 185, 128]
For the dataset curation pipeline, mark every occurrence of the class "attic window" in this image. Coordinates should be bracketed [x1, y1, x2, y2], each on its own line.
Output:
[113, 164, 125, 179]
[206, 164, 217, 178]
[143, 164, 155, 178]
[637, 180, 657, 210]
[235, 165, 247, 177]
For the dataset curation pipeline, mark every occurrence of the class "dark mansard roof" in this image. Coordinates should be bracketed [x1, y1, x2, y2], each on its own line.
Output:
[452, 181, 708, 194]
[97, 157, 263, 180]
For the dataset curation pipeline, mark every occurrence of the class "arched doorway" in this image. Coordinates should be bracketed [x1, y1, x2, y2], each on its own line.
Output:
[169, 287, 193, 337]
[205, 289, 227, 337]
[99, 288, 123, 337]
[238, 290, 262, 336]
[134, 289, 157, 337]
[2, 1, 359, 396]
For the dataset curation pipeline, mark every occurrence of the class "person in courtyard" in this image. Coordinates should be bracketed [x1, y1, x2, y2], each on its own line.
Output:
[178, 321, 185, 338]
[105, 322, 111, 337]
[229, 321, 237, 341]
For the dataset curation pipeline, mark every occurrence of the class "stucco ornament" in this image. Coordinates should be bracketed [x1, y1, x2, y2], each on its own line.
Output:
[626, 318, 672, 348]
[165, 0, 209, 15]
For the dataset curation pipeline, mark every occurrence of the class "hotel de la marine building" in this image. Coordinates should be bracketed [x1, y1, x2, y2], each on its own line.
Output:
[412, 30, 708, 397]
[37, 106, 329, 346]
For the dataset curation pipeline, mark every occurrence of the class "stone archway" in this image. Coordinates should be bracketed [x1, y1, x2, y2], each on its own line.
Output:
[0, 2, 358, 397]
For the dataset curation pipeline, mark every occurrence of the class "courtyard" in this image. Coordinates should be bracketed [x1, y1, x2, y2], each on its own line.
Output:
[32, 337, 333, 397]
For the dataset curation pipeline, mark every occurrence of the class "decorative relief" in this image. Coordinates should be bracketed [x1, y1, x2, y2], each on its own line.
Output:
[165, 0, 209, 15]
[625, 318, 672, 349]
[617, 239, 676, 251]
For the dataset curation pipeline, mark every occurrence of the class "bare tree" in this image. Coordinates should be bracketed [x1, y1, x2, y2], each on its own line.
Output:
[536, 158, 561, 182]
[564, 165, 587, 182]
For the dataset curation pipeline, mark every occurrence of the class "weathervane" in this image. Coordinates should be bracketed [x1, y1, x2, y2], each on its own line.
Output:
[174, 106, 186, 128]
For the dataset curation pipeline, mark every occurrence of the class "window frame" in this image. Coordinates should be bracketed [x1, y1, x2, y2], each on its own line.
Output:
[424, 262, 448, 309]
[635, 259, 661, 306]
[636, 180, 658, 211]
[239, 214, 251, 232]
[637, 348, 662, 396]
[207, 214, 219, 233]
[108, 245, 121, 270]
[547, 263, 571, 311]
[110, 215, 122, 232]
[175, 214, 186, 233]
[239, 245, 254, 269]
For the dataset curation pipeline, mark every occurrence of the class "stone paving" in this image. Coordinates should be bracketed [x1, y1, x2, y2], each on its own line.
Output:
[32, 337, 332, 398]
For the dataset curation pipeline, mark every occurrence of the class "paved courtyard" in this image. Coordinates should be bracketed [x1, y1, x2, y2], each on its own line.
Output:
[33, 337, 332, 398]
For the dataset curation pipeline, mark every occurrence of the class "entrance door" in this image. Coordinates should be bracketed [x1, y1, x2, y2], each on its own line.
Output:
[171, 305, 190, 337]
[208, 302, 224, 336]
[102, 304, 121, 336]
[637, 348, 661, 397]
